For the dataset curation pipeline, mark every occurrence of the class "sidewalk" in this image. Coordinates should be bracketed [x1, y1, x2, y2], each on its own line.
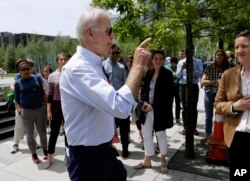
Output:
[0, 87, 227, 181]
[0, 77, 14, 87]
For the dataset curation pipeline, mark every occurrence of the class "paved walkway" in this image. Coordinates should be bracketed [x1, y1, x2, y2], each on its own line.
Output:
[0, 83, 229, 181]
[0, 77, 14, 87]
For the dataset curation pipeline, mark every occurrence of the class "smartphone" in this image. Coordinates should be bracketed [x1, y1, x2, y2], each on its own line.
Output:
[142, 105, 147, 110]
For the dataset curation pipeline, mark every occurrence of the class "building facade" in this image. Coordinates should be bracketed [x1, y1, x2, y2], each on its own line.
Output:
[0, 32, 55, 47]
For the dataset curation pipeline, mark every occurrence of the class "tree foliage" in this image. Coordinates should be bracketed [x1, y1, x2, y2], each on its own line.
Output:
[1, 36, 78, 73]
[92, 0, 250, 57]
[4, 45, 17, 72]
[0, 46, 5, 68]
[2, 0, 250, 71]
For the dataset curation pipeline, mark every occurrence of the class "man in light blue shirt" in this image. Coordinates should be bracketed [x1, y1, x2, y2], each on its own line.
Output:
[60, 7, 151, 181]
[176, 49, 203, 135]
[103, 44, 130, 158]
[102, 44, 126, 90]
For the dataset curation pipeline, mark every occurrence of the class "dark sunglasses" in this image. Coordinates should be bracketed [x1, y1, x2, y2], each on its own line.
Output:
[112, 51, 120, 55]
[105, 27, 113, 36]
[20, 67, 30, 72]
[91, 27, 113, 36]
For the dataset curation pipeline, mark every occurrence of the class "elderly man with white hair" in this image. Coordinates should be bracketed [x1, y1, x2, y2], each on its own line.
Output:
[60, 7, 152, 181]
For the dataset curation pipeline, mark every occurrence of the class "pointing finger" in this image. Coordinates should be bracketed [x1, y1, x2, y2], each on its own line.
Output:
[138, 38, 152, 48]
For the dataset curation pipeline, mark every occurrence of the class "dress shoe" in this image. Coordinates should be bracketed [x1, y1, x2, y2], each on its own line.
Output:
[181, 129, 186, 135]
[194, 129, 199, 135]
[122, 148, 129, 158]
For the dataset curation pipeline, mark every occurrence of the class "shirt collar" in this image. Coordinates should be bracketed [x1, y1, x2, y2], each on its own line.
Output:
[106, 58, 117, 65]
[76, 45, 103, 67]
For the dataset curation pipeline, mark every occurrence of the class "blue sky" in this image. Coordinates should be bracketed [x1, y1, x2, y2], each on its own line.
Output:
[0, 0, 93, 38]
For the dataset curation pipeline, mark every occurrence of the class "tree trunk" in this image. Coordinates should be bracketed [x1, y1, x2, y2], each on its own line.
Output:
[185, 19, 195, 159]
[218, 38, 224, 50]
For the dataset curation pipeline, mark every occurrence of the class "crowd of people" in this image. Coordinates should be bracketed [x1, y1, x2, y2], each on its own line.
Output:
[7, 6, 250, 181]
[11, 55, 70, 168]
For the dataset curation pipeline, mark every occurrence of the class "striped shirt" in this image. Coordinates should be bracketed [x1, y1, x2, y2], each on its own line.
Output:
[47, 69, 61, 101]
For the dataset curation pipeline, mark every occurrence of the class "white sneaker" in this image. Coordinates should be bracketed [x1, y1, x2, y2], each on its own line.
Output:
[11, 144, 19, 154]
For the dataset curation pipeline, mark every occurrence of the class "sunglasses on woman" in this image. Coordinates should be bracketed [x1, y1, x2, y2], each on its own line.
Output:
[20, 67, 30, 72]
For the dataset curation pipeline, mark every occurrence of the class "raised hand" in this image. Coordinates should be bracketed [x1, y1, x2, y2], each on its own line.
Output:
[133, 38, 152, 66]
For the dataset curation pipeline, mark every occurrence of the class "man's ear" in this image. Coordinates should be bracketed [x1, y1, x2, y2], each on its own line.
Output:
[85, 28, 92, 36]
[85, 28, 96, 42]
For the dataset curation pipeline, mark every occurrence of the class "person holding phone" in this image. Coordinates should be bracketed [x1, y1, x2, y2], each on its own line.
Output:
[133, 50, 174, 174]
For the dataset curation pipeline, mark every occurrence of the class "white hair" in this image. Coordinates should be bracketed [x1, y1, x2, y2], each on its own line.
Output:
[76, 7, 109, 41]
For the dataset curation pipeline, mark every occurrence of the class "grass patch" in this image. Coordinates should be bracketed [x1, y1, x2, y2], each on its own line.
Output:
[4, 73, 15, 78]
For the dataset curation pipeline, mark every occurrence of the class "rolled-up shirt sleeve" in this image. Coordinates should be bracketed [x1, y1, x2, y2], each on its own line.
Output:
[117, 84, 138, 114]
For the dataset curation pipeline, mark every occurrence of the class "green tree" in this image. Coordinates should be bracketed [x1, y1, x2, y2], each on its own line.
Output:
[47, 36, 78, 69]
[15, 44, 27, 60]
[92, 0, 250, 54]
[25, 37, 50, 72]
[4, 45, 16, 72]
[0, 46, 5, 68]
[51, 36, 78, 56]
[1, 35, 78, 72]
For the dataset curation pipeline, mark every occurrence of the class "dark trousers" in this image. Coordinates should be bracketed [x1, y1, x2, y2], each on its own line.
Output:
[174, 83, 181, 119]
[68, 142, 127, 181]
[48, 112, 68, 154]
[227, 131, 250, 181]
[179, 84, 199, 129]
[115, 117, 130, 148]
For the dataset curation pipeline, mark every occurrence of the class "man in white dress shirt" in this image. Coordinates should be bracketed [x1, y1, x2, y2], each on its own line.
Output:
[60, 7, 151, 181]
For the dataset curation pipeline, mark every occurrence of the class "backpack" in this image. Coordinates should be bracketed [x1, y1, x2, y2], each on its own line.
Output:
[7, 100, 15, 115]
